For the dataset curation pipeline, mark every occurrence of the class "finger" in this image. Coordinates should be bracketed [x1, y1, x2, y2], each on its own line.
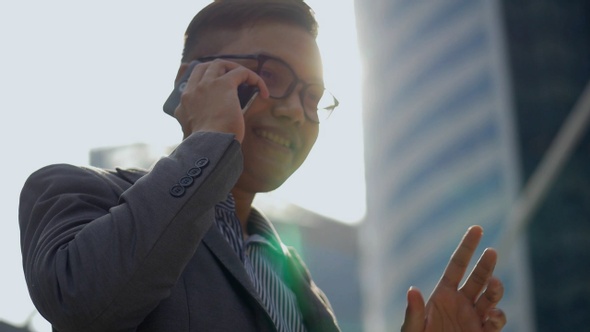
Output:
[483, 308, 507, 332]
[176, 62, 211, 115]
[200, 58, 242, 80]
[201, 60, 270, 98]
[460, 248, 497, 302]
[440, 225, 483, 288]
[474, 276, 504, 319]
[227, 65, 270, 98]
[401, 287, 425, 332]
[181, 60, 208, 90]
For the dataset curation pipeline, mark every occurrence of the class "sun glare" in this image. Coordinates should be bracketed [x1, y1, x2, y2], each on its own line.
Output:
[255, 0, 366, 224]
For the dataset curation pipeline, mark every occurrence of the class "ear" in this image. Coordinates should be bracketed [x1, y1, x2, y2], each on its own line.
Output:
[174, 62, 192, 86]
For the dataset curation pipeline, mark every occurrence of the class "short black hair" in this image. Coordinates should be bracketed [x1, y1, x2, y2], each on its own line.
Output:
[182, 0, 318, 62]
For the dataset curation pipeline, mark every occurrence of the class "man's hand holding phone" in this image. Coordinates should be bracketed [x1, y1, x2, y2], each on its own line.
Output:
[164, 59, 269, 143]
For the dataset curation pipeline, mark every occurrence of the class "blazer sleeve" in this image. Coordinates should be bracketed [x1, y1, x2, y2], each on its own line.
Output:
[19, 131, 242, 332]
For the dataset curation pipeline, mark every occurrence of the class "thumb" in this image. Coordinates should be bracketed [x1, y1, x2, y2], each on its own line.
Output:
[401, 286, 425, 332]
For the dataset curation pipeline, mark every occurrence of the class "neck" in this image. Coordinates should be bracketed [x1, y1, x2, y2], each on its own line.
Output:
[230, 187, 256, 236]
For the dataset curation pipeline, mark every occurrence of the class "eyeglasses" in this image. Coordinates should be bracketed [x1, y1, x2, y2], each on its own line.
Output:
[198, 53, 339, 123]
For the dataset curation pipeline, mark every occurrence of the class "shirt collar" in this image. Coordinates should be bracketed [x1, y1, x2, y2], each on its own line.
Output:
[217, 193, 237, 212]
[216, 194, 287, 255]
[247, 207, 287, 254]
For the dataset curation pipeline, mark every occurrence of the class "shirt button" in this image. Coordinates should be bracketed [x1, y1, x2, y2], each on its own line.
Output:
[195, 157, 209, 168]
[187, 167, 202, 178]
[170, 184, 185, 197]
[179, 176, 194, 187]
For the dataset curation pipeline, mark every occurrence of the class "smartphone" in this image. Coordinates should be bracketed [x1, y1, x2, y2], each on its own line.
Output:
[163, 60, 259, 116]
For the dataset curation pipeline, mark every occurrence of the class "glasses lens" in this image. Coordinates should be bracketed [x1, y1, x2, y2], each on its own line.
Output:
[216, 55, 338, 123]
[230, 58, 258, 72]
[259, 58, 294, 98]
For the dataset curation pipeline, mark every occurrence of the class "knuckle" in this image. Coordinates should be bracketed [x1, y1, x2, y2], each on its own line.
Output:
[485, 285, 504, 303]
[450, 255, 469, 270]
[471, 270, 488, 286]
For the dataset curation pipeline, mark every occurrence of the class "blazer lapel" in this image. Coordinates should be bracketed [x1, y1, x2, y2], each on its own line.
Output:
[201, 227, 268, 311]
[284, 248, 341, 332]
[204, 229, 339, 331]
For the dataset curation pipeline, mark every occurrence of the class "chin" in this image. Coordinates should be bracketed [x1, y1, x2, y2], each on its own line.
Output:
[256, 177, 289, 193]
[237, 170, 292, 194]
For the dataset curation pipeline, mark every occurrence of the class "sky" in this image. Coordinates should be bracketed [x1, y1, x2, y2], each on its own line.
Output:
[0, 0, 364, 330]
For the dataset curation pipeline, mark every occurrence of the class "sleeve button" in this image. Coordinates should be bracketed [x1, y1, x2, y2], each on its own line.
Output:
[195, 157, 209, 168]
[170, 185, 185, 197]
[179, 176, 194, 187]
[187, 167, 202, 178]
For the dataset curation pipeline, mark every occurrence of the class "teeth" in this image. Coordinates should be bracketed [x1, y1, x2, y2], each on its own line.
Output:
[257, 130, 291, 148]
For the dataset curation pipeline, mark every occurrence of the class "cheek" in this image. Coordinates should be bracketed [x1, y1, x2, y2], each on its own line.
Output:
[297, 126, 319, 161]
[306, 125, 319, 148]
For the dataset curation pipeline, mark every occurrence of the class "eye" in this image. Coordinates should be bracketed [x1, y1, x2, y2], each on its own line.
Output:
[259, 68, 275, 81]
[259, 59, 294, 93]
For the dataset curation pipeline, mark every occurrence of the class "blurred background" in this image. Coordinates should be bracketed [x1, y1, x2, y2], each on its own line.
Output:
[356, 1, 589, 331]
[1, 0, 589, 331]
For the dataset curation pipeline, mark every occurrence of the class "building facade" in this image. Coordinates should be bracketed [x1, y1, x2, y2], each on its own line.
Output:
[356, 0, 590, 331]
[355, 1, 534, 331]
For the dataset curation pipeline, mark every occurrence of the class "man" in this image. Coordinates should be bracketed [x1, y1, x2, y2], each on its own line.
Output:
[19, 0, 506, 331]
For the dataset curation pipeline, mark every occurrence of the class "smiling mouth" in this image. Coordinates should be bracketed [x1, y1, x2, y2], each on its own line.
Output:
[256, 130, 292, 149]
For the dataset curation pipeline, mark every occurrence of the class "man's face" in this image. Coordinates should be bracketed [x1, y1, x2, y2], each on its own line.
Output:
[214, 22, 323, 193]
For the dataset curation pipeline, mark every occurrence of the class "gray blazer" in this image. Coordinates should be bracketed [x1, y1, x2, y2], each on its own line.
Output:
[19, 132, 339, 332]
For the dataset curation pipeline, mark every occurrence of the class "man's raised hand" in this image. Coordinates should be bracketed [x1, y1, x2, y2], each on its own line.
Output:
[402, 226, 507, 332]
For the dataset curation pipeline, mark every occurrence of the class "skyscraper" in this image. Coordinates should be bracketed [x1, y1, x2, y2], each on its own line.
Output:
[355, 1, 534, 331]
[500, 1, 590, 330]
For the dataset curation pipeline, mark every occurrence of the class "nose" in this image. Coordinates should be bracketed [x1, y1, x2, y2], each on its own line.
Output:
[271, 88, 306, 125]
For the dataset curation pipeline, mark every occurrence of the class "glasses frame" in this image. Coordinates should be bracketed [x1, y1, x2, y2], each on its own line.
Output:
[197, 53, 338, 123]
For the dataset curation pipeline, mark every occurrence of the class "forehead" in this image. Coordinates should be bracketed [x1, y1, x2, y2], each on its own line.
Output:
[214, 22, 323, 82]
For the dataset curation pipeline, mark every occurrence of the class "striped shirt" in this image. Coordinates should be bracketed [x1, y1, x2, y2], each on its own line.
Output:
[215, 195, 307, 332]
